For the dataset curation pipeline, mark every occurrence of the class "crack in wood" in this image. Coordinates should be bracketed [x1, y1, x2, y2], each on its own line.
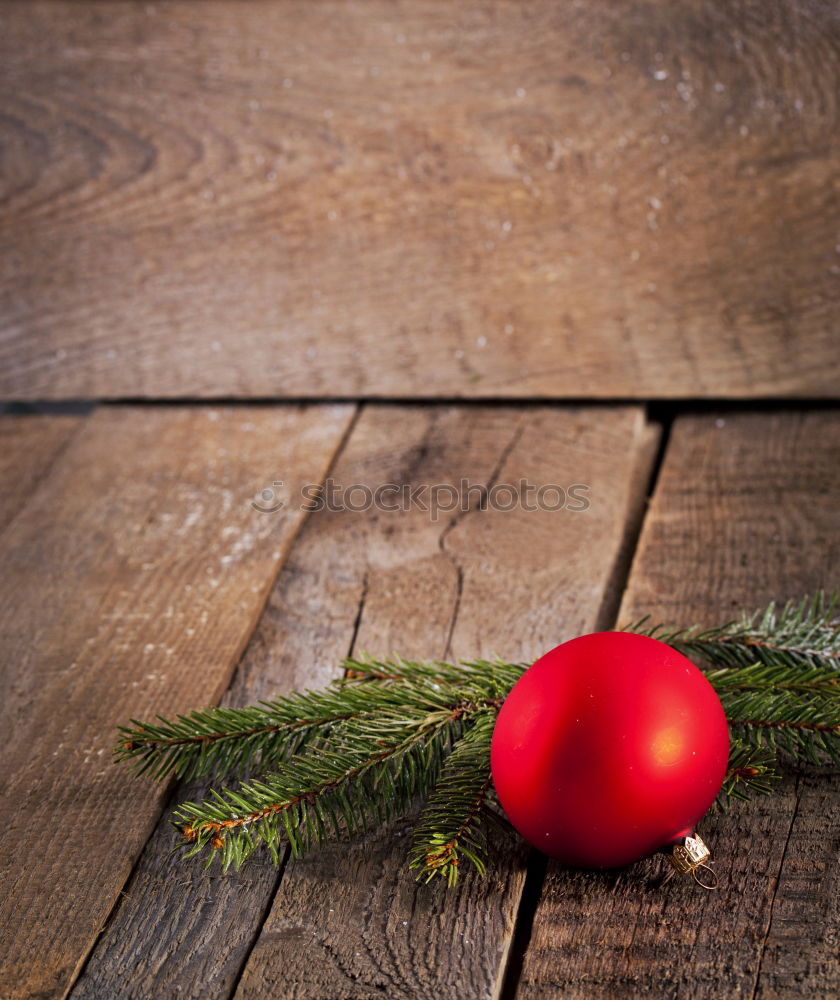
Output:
[348, 569, 370, 660]
[748, 777, 802, 1000]
[439, 417, 526, 660]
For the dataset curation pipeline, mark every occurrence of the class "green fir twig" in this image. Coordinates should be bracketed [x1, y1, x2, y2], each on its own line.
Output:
[175, 706, 460, 869]
[116, 655, 523, 783]
[408, 712, 496, 886]
[623, 592, 840, 672]
[706, 661, 840, 765]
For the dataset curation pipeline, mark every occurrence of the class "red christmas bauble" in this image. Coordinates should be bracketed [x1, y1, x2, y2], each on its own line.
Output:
[490, 631, 730, 868]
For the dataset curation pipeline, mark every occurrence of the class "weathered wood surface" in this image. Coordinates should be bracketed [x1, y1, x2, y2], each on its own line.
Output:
[236, 406, 658, 1000]
[0, 411, 86, 530]
[0, 404, 354, 1000]
[516, 410, 840, 999]
[71, 405, 657, 999]
[2, 1, 838, 400]
[753, 771, 840, 1000]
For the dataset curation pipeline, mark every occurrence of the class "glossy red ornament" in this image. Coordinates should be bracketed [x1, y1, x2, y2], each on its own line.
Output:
[490, 631, 730, 868]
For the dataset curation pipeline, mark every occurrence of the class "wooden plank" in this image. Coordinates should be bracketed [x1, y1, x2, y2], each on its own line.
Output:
[753, 772, 840, 999]
[0, 412, 86, 530]
[0, 403, 354, 1000]
[234, 406, 658, 999]
[516, 410, 840, 1000]
[1, 1, 838, 400]
[71, 405, 657, 1000]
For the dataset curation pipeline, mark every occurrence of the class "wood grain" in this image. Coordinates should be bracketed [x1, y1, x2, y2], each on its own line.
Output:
[0, 403, 354, 1000]
[516, 410, 840, 1000]
[71, 405, 657, 1000]
[0, 411, 86, 530]
[1, 1, 838, 400]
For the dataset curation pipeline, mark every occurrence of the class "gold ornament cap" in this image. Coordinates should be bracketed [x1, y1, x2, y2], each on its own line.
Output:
[668, 833, 718, 888]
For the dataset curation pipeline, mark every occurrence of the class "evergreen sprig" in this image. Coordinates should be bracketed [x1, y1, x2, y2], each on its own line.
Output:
[116, 592, 839, 884]
[720, 695, 840, 765]
[706, 660, 840, 764]
[624, 592, 840, 672]
[116, 655, 524, 783]
[408, 712, 496, 886]
[175, 705, 460, 870]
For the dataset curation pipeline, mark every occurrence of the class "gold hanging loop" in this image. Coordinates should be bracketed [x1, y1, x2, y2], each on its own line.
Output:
[667, 833, 719, 890]
[691, 862, 718, 889]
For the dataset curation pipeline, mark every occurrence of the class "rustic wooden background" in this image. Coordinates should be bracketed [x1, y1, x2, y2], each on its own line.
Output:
[0, 2, 838, 999]
[1, 0, 839, 399]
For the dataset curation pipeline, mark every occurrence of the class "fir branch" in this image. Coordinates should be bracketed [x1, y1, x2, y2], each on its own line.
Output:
[115, 699, 349, 782]
[409, 712, 496, 886]
[173, 703, 488, 869]
[115, 657, 518, 782]
[704, 660, 840, 764]
[623, 591, 840, 673]
[716, 739, 779, 806]
[721, 692, 840, 766]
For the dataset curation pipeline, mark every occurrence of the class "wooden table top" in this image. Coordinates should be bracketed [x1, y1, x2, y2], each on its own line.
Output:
[0, 403, 837, 999]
